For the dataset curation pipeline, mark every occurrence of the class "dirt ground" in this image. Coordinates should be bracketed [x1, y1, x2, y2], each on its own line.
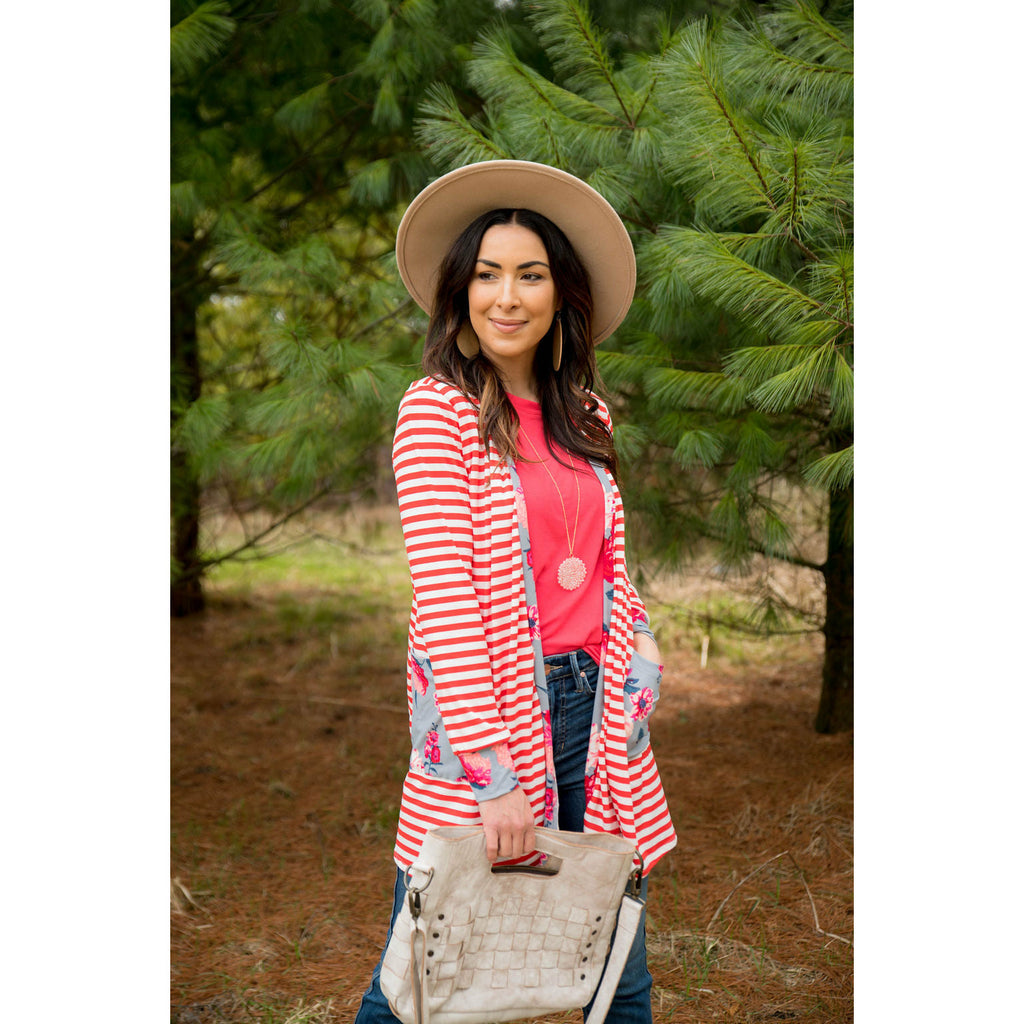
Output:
[171, 580, 852, 1023]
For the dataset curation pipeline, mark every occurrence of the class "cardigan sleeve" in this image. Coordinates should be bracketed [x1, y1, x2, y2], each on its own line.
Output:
[625, 577, 656, 640]
[393, 381, 514, 758]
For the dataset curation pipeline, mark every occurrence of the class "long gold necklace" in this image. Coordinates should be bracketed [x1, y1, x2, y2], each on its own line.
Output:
[519, 428, 587, 591]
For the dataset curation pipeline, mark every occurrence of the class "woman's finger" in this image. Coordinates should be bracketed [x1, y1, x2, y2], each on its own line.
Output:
[479, 787, 535, 861]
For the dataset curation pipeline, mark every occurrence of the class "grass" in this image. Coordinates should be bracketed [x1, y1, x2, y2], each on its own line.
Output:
[202, 509, 413, 663]
[649, 591, 822, 668]
[202, 503, 820, 672]
[202, 506, 410, 595]
[171, 994, 339, 1024]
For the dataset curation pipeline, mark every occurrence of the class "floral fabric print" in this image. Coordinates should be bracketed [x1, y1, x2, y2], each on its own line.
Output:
[623, 649, 662, 757]
[411, 656, 430, 696]
[629, 687, 655, 720]
[584, 723, 601, 805]
[408, 651, 519, 799]
[424, 729, 443, 765]
[541, 709, 556, 824]
[527, 604, 541, 643]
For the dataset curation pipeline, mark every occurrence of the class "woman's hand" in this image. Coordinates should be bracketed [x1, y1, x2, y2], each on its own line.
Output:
[633, 631, 660, 664]
[478, 786, 536, 862]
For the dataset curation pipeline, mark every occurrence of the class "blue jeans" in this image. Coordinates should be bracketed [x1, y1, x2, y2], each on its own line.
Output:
[354, 649, 653, 1024]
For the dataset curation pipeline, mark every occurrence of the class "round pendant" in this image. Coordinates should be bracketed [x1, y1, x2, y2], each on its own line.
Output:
[557, 556, 587, 591]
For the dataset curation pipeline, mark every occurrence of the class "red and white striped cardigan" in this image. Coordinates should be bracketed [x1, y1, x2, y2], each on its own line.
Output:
[391, 376, 677, 874]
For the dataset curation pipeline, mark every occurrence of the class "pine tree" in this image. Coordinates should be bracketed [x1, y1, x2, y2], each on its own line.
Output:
[170, 0, 504, 615]
[416, 0, 854, 731]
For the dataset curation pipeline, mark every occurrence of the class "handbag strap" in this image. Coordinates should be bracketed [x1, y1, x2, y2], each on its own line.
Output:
[586, 892, 644, 1024]
[409, 913, 430, 1024]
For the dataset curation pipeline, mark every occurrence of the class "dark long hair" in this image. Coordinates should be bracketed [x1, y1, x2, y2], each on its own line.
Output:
[421, 208, 618, 477]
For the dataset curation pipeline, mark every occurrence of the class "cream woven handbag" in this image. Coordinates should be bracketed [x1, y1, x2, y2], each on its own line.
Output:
[379, 826, 644, 1024]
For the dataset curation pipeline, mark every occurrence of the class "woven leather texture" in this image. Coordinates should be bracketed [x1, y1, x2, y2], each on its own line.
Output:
[380, 827, 636, 1024]
[421, 894, 605, 996]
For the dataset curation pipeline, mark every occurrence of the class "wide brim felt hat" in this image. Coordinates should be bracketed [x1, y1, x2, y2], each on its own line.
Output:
[395, 160, 636, 345]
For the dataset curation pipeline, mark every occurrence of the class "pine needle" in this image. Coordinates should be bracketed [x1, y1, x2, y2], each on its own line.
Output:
[170, 1, 235, 80]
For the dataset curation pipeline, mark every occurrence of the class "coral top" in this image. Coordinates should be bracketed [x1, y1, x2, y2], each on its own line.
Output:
[508, 392, 605, 660]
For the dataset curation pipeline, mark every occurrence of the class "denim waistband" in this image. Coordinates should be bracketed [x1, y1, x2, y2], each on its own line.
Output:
[543, 647, 599, 680]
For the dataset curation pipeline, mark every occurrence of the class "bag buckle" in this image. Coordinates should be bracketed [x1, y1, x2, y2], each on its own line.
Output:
[403, 865, 434, 920]
[627, 854, 644, 900]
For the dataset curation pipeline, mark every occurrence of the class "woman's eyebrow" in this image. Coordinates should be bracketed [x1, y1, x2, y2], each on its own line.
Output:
[476, 258, 551, 270]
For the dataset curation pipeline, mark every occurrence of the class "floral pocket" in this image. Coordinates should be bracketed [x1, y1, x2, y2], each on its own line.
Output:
[623, 648, 663, 758]
[408, 650, 460, 782]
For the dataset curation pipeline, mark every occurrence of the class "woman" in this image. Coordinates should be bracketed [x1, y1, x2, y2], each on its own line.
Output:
[355, 160, 676, 1023]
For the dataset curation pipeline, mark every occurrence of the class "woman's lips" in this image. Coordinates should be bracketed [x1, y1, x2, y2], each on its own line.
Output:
[490, 318, 527, 333]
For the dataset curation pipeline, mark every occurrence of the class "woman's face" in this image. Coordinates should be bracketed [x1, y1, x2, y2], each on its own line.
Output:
[467, 222, 559, 380]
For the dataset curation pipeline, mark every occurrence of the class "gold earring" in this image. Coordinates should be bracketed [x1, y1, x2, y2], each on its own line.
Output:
[457, 321, 480, 359]
[552, 313, 563, 372]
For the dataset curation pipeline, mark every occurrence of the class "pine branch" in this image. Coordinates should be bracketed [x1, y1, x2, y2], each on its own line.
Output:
[698, 523, 824, 572]
[346, 298, 414, 344]
[723, 344, 826, 387]
[469, 30, 621, 127]
[654, 21, 775, 223]
[663, 603, 821, 638]
[631, 72, 657, 125]
[537, 117, 570, 168]
[698, 59, 772, 202]
[651, 228, 845, 344]
[626, 20, 682, 126]
[172, 116, 361, 293]
[244, 118, 357, 206]
[763, 38, 853, 101]
[729, 17, 853, 111]
[788, 143, 801, 240]
[673, 427, 728, 469]
[527, 0, 636, 126]
[803, 444, 853, 491]
[646, 369, 751, 416]
[414, 83, 511, 168]
[804, 248, 853, 321]
[171, 1, 236, 81]
[675, 22, 772, 198]
[462, 30, 631, 172]
[838, 254, 852, 326]
[559, 0, 635, 125]
[178, 486, 335, 583]
[739, 342, 851, 423]
[772, 0, 853, 58]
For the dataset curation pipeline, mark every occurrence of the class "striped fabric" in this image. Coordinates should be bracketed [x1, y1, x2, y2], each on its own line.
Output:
[391, 377, 677, 874]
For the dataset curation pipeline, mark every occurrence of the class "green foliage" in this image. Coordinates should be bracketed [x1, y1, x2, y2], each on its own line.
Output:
[804, 444, 853, 491]
[415, 0, 853, 638]
[738, 0, 854, 110]
[169, 1, 235, 81]
[170, 0, 852, 684]
[171, 0, 509, 595]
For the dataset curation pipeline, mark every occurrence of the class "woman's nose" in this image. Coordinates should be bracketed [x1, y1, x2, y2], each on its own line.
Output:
[496, 276, 519, 308]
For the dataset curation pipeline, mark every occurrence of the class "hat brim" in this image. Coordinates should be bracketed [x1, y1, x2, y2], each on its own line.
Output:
[395, 160, 636, 345]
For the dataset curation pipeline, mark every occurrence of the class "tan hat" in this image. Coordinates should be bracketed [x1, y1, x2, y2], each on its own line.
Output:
[395, 160, 636, 345]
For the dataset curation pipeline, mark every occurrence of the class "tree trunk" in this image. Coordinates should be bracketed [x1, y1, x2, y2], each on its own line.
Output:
[170, 259, 206, 617]
[814, 480, 853, 733]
